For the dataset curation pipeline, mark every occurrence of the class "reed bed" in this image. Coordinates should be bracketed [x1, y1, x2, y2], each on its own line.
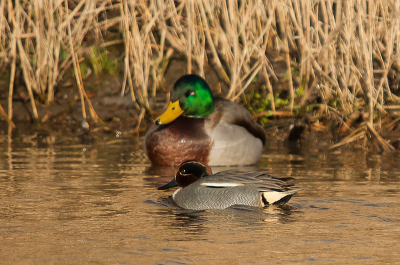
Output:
[1, 0, 400, 148]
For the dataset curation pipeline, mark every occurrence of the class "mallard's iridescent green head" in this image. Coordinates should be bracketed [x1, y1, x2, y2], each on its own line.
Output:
[155, 75, 215, 125]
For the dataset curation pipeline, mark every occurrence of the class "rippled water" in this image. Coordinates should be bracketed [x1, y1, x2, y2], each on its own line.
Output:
[1, 136, 399, 264]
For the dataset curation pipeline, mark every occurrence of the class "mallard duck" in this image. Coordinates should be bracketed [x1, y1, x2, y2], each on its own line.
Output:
[158, 161, 300, 210]
[144, 74, 266, 166]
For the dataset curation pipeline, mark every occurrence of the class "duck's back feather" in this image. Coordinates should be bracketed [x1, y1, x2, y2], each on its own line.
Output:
[199, 170, 296, 191]
[204, 98, 265, 166]
[172, 170, 300, 210]
[210, 98, 266, 144]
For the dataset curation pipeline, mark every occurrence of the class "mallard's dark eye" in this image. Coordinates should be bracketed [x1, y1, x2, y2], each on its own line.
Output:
[185, 90, 195, 97]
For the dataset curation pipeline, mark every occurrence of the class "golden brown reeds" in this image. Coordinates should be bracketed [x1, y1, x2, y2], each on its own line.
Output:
[1, 0, 115, 123]
[0, 0, 400, 147]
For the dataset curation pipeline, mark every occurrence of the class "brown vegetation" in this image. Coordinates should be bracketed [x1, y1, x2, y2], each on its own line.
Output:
[1, 0, 400, 150]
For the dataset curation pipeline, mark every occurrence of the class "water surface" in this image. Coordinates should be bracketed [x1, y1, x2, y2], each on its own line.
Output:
[1, 137, 399, 264]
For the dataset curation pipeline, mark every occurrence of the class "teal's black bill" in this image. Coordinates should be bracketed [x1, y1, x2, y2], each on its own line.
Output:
[158, 179, 178, 190]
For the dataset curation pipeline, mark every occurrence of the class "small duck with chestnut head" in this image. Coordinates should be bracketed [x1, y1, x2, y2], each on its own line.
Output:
[158, 161, 300, 211]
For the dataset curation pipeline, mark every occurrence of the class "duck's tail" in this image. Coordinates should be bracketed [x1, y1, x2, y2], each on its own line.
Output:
[262, 188, 301, 205]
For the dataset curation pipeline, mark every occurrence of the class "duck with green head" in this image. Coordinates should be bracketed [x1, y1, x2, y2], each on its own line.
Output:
[144, 74, 266, 166]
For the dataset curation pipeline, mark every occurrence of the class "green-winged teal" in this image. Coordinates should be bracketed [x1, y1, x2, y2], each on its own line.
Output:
[158, 161, 300, 210]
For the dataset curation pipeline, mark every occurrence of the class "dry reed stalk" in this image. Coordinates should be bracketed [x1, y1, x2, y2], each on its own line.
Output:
[187, 0, 193, 74]
[366, 122, 396, 151]
[8, 11, 17, 128]
[134, 107, 146, 132]
[0, 1, 11, 78]
[277, 3, 294, 111]
[329, 120, 397, 151]
[255, 110, 295, 118]
[197, 1, 230, 84]
[329, 126, 367, 150]
[2, 0, 115, 124]
[190, 1, 206, 77]
[14, 0, 39, 121]
[197, 0, 278, 101]
[14, 1, 57, 102]
[0, 0, 6, 49]
[121, 0, 166, 111]
[264, 68, 276, 112]
[119, 1, 134, 103]
[232, 60, 263, 101]
[0, 103, 15, 128]
[357, 0, 375, 124]
[384, 117, 400, 131]
[65, 0, 99, 123]
[65, 1, 86, 121]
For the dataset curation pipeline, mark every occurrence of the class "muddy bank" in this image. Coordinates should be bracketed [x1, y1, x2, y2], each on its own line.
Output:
[1, 59, 400, 152]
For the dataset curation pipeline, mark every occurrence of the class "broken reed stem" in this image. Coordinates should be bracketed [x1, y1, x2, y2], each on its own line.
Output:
[0, 103, 15, 128]
[285, 43, 294, 112]
[65, 0, 99, 123]
[8, 22, 17, 129]
[366, 122, 396, 151]
[356, 0, 374, 124]
[329, 126, 367, 149]
[65, 0, 85, 121]
[120, 0, 129, 98]
[186, 0, 192, 74]
[14, 0, 39, 122]
[232, 61, 263, 101]
[134, 107, 146, 131]
[329, 122, 396, 151]
[265, 69, 276, 112]
[198, 1, 230, 84]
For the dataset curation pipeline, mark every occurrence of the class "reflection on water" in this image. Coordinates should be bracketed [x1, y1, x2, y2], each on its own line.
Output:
[0, 137, 399, 264]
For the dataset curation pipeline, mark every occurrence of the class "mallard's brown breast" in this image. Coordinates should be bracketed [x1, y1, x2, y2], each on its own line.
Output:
[145, 116, 212, 166]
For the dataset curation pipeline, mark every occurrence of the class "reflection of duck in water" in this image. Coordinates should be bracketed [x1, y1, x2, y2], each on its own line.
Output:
[158, 161, 300, 211]
[144, 74, 266, 166]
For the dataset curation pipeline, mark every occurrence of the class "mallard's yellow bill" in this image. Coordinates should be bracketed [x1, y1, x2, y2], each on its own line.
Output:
[155, 100, 184, 125]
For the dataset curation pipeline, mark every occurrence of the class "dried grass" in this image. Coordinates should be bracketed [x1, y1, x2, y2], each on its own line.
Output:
[1, 0, 400, 147]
